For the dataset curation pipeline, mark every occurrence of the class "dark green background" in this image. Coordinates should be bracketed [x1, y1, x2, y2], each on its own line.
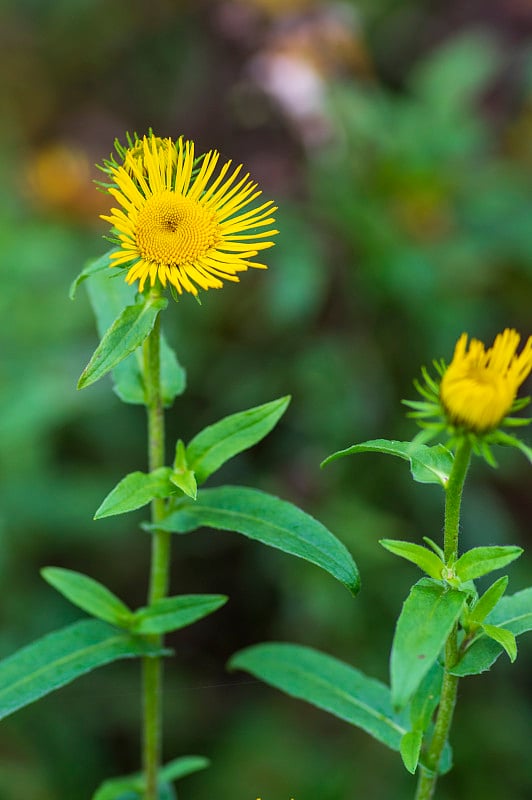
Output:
[0, 1, 531, 798]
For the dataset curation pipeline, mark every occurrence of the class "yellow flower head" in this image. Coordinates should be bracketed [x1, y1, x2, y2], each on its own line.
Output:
[100, 134, 278, 296]
[440, 329, 532, 433]
[405, 328, 532, 465]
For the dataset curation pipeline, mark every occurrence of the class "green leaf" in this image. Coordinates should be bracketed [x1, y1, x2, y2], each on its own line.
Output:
[70, 248, 115, 299]
[391, 579, 467, 708]
[0, 620, 165, 722]
[84, 267, 185, 406]
[229, 643, 409, 751]
[400, 729, 423, 774]
[95, 468, 176, 519]
[409, 661, 444, 733]
[321, 440, 453, 488]
[481, 624, 517, 663]
[170, 440, 197, 500]
[186, 396, 291, 485]
[380, 540, 444, 580]
[469, 576, 508, 625]
[41, 567, 132, 627]
[454, 546, 523, 582]
[78, 295, 168, 390]
[92, 756, 209, 800]
[157, 486, 360, 595]
[131, 595, 227, 635]
[170, 470, 197, 500]
[105, 779, 171, 800]
[410, 31, 500, 114]
[451, 587, 532, 676]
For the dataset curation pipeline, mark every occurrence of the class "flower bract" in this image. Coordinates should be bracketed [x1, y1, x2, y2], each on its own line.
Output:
[100, 134, 278, 296]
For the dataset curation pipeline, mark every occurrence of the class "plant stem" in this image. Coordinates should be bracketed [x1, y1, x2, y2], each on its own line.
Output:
[414, 438, 472, 800]
[142, 304, 171, 800]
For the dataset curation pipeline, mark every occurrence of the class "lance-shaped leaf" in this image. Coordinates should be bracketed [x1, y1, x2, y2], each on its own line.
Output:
[95, 468, 176, 519]
[41, 567, 132, 627]
[481, 624, 517, 662]
[468, 576, 508, 626]
[0, 620, 166, 722]
[322, 440, 453, 488]
[230, 643, 409, 751]
[400, 730, 423, 774]
[155, 486, 359, 595]
[92, 755, 209, 800]
[130, 595, 227, 635]
[451, 587, 532, 676]
[454, 546, 523, 582]
[391, 579, 467, 708]
[380, 540, 444, 580]
[186, 396, 291, 485]
[78, 295, 168, 390]
[84, 267, 185, 405]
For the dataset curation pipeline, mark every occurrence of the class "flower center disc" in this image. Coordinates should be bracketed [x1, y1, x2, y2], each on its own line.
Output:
[136, 192, 218, 266]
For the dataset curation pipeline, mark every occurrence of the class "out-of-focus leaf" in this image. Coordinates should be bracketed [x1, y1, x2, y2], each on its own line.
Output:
[409, 32, 500, 114]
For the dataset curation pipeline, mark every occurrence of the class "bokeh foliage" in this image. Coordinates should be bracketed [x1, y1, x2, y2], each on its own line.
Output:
[0, 1, 531, 798]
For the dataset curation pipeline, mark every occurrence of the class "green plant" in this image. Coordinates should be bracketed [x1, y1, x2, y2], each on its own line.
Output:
[231, 328, 532, 799]
[0, 133, 359, 800]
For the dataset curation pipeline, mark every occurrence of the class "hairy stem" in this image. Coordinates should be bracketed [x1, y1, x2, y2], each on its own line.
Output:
[142, 305, 171, 800]
[414, 439, 471, 800]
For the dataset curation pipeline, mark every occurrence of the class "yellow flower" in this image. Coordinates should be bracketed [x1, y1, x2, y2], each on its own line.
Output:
[440, 329, 532, 433]
[100, 134, 278, 295]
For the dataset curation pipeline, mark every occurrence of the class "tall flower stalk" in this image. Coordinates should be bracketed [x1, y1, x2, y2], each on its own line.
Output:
[413, 439, 471, 800]
[96, 134, 280, 799]
[142, 309, 169, 800]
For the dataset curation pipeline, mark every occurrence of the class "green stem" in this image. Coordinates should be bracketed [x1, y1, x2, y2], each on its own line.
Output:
[142, 303, 171, 800]
[414, 438, 472, 800]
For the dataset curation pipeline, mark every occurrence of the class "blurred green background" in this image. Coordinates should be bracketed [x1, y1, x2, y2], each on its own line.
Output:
[1, 1, 531, 798]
